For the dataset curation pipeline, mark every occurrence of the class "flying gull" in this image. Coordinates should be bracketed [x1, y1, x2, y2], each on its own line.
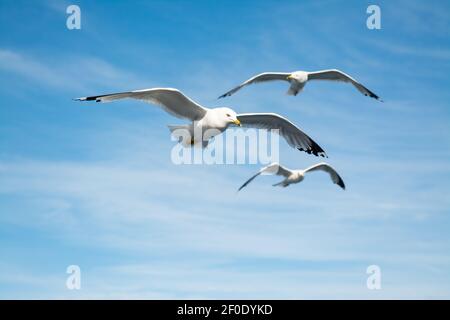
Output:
[219, 69, 382, 101]
[75, 88, 327, 157]
[238, 162, 345, 191]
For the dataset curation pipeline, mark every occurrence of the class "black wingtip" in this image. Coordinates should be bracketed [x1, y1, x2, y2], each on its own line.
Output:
[335, 175, 346, 190]
[237, 182, 249, 192]
[237, 181, 248, 192]
[364, 88, 382, 102]
[297, 138, 327, 157]
[297, 147, 327, 158]
[75, 96, 100, 102]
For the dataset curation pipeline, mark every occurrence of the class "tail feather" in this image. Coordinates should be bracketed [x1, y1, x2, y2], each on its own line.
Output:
[168, 125, 191, 145]
[168, 125, 209, 148]
[286, 87, 298, 96]
[272, 181, 288, 187]
[168, 124, 189, 134]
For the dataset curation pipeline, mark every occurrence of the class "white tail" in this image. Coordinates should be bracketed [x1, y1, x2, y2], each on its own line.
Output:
[167, 125, 208, 148]
[168, 124, 190, 146]
[168, 124, 190, 134]
[273, 181, 288, 187]
[286, 87, 298, 96]
[286, 83, 304, 96]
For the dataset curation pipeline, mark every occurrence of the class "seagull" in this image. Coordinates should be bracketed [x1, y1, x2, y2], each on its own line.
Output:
[74, 88, 327, 156]
[238, 162, 345, 191]
[219, 69, 382, 101]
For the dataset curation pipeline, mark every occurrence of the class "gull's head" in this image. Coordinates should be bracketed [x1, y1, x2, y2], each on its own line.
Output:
[286, 74, 295, 81]
[287, 71, 307, 82]
[218, 107, 241, 127]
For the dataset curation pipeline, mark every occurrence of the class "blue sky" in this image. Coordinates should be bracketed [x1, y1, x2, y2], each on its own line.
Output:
[0, 0, 449, 299]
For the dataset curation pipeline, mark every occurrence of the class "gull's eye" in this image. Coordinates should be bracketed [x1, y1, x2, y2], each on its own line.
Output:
[226, 113, 231, 117]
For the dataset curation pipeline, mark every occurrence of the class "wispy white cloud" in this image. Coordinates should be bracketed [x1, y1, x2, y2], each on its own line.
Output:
[0, 49, 153, 95]
[362, 39, 450, 61]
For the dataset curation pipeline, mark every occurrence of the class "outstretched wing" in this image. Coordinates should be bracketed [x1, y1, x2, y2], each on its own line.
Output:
[303, 162, 345, 189]
[307, 69, 381, 101]
[218, 72, 291, 98]
[75, 87, 208, 121]
[238, 162, 292, 191]
[237, 113, 327, 157]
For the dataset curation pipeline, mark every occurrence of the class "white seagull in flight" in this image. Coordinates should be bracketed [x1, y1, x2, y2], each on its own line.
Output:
[219, 69, 382, 101]
[238, 162, 345, 191]
[75, 88, 327, 157]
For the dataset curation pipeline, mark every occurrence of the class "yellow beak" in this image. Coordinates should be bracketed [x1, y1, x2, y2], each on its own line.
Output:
[233, 119, 241, 126]
[287, 74, 294, 80]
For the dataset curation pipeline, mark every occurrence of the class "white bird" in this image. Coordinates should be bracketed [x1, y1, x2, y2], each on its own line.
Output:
[75, 88, 327, 156]
[219, 69, 382, 101]
[238, 162, 345, 191]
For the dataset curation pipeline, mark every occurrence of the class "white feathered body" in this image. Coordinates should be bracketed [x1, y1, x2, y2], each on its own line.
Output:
[75, 87, 327, 156]
[287, 71, 308, 96]
[169, 108, 233, 147]
[274, 170, 304, 187]
[197, 108, 231, 132]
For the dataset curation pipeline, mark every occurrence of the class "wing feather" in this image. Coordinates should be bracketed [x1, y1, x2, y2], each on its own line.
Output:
[218, 72, 291, 98]
[307, 69, 381, 101]
[75, 88, 208, 121]
[238, 162, 292, 191]
[303, 162, 345, 189]
[237, 113, 327, 157]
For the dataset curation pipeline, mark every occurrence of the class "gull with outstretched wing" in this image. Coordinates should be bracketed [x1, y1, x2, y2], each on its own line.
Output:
[75, 87, 326, 156]
[219, 69, 382, 101]
[238, 162, 345, 191]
